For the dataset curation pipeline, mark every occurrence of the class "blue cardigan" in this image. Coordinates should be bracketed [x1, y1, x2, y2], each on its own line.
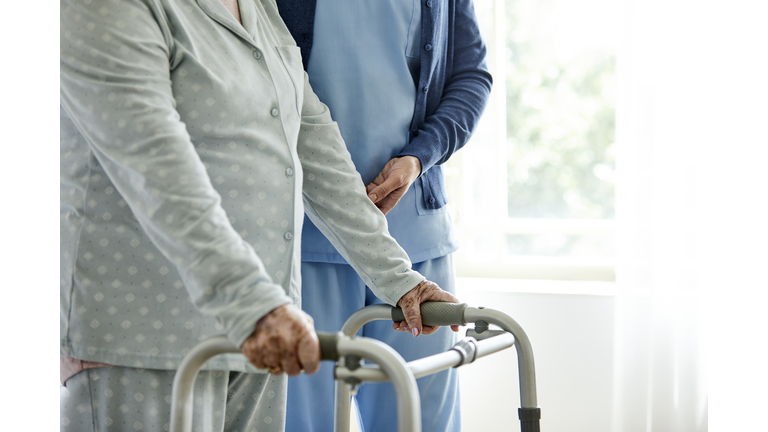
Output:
[276, 0, 492, 210]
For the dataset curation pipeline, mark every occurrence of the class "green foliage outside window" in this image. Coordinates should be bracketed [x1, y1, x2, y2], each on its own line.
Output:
[504, 0, 616, 220]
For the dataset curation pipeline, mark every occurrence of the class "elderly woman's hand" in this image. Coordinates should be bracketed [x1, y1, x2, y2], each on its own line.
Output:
[240, 304, 320, 376]
[393, 280, 461, 337]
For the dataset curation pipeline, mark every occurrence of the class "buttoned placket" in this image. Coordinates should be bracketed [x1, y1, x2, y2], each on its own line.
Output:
[250, 46, 283, 122]
[249, 37, 299, 283]
[248, 42, 284, 125]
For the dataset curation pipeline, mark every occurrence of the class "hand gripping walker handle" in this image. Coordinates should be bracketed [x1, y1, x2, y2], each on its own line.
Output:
[391, 301, 468, 326]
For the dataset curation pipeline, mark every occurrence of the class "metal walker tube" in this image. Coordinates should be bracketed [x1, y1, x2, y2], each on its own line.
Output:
[335, 303, 540, 431]
[334, 332, 516, 382]
[170, 303, 540, 432]
[169, 333, 419, 432]
[169, 336, 241, 432]
[334, 304, 392, 432]
[464, 307, 538, 409]
[336, 336, 421, 432]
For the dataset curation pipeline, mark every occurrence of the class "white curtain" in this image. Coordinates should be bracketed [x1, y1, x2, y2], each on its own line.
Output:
[613, 0, 767, 430]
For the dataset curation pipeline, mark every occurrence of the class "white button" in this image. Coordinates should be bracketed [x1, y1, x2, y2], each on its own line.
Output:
[285, 168, 294, 177]
[284, 232, 293, 240]
[271, 108, 279, 117]
[253, 50, 262, 59]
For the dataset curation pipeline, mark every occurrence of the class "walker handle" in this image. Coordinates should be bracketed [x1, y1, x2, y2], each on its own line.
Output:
[391, 302, 468, 326]
[317, 331, 341, 361]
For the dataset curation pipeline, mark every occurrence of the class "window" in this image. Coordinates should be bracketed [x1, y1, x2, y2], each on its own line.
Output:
[447, 0, 617, 281]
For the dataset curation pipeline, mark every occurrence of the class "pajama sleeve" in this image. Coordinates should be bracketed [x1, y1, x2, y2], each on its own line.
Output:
[297, 74, 426, 305]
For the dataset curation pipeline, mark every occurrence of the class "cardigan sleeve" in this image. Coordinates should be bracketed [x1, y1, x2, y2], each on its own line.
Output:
[396, 0, 492, 174]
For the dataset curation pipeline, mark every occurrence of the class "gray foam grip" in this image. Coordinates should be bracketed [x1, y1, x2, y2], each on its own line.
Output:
[316, 332, 340, 361]
[391, 302, 468, 326]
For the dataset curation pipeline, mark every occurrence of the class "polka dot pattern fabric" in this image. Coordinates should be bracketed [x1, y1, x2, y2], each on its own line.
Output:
[61, 367, 286, 432]
[60, 0, 423, 373]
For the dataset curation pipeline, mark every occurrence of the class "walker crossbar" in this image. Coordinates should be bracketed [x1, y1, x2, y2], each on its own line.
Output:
[334, 332, 515, 382]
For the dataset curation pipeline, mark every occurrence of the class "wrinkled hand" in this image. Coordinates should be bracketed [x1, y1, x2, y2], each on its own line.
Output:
[393, 280, 461, 337]
[240, 304, 320, 376]
[366, 156, 422, 215]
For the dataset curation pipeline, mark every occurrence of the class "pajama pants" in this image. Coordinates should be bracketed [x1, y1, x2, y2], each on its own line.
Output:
[286, 255, 461, 432]
[61, 366, 287, 432]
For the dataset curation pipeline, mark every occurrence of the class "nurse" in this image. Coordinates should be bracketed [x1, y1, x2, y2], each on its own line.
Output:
[277, 1, 493, 431]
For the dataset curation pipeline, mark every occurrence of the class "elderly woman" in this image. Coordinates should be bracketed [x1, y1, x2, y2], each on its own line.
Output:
[59, 0, 458, 430]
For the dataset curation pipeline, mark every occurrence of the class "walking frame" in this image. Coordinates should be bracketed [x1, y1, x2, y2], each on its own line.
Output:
[169, 302, 541, 432]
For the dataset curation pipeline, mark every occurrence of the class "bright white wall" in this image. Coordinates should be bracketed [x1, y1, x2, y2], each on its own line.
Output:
[457, 278, 615, 432]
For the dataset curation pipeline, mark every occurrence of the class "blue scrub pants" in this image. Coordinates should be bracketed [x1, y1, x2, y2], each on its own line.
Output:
[286, 255, 461, 432]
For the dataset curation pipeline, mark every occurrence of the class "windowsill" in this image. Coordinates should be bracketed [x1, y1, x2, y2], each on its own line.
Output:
[455, 256, 615, 282]
[456, 276, 616, 296]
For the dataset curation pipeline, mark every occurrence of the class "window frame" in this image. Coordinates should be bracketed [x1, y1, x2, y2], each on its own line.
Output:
[447, 0, 616, 282]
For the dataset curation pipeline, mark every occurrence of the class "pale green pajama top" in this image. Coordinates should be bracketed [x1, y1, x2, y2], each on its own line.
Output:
[60, 0, 424, 372]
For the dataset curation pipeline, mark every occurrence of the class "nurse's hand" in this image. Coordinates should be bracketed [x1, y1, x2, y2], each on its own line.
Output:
[240, 304, 320, 376]
[393, 280, 461, 337]
[366, 156, 422, 215]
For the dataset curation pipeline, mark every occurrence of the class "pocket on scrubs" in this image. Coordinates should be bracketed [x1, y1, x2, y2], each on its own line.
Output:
[414, 178, 449, 216]
[404, 0, 422, 83]
[276, 45, 305, 114]
[404, 0, 422, 59]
